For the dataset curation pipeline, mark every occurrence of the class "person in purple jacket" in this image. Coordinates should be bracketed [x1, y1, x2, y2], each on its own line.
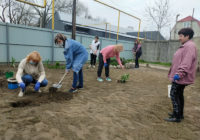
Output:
[164, 28, 198, 123]
[132, 39, 142, 68]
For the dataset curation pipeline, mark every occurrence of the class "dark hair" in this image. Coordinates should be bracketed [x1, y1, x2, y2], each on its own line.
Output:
[178, 28, 194, 39]
[135, 39, 140, 44]
[54, 33, 67, 44]
[95, 36, 99, 39]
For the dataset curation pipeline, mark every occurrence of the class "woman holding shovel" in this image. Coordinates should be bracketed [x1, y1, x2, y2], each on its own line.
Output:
[16, 51, 48, 97]
[54, 33, 88, 93]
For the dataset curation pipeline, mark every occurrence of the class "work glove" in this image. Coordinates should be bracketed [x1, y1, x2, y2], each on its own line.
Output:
[34, 82, 41, 91]
[19, 82, 25, 91]
[173, 74, 180, 81]
[104, 63, 108, 67]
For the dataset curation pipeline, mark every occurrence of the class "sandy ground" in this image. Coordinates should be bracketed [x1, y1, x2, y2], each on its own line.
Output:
[0, 65, 200, 140]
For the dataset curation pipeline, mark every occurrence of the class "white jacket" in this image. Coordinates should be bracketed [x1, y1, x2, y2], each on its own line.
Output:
[90, 40, 100, 55]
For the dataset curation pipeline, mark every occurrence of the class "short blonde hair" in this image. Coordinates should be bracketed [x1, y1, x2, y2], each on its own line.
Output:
[114, 44, 124, 52]
[26, 51, 41, 63]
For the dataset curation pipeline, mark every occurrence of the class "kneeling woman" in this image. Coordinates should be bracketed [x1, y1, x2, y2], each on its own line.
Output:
[16, 51, 48, 97]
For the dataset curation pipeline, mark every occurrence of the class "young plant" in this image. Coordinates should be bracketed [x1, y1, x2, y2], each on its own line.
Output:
[55, 62, 60, 69]
[11, 57, 16, 68]
[44, 59, 50, 67]
[120, 74, 129, 83]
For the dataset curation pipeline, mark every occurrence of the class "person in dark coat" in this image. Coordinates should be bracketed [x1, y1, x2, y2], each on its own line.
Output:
[132, 39, 142, 68]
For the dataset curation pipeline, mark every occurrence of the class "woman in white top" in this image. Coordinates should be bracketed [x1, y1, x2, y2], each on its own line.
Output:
[16, 51, 48, 97]
[89, 36, 100, 68]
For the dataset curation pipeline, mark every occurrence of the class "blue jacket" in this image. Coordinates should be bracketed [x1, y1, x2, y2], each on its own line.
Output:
[63, 39, 88, 73]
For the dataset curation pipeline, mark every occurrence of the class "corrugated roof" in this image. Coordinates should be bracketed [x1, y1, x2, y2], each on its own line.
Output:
[127, 31, 165, 40]
[57, 12, 134, 34]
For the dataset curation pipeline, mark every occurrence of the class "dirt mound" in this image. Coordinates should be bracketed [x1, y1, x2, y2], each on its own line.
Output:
[0, 77, 7, 90]
[10, 91, 73, 108]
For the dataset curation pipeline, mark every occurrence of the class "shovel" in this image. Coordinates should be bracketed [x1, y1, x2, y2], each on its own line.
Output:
[52, 72, 67, 89]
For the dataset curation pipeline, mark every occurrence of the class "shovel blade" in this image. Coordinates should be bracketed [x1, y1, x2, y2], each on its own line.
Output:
[52, 83, 62, 88]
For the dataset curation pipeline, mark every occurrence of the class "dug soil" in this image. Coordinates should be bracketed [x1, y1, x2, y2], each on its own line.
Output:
[0, 65, 200, 140]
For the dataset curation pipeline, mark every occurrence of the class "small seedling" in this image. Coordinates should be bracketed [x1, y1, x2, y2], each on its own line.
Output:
[44, 59, 50, 67]
[118, 74, 129, 83]
[11, 57, 16, 68]
[55, 62, 60, 69]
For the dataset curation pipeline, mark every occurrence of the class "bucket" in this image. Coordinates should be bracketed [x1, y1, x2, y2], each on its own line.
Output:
[168, 84, 172, 98]
[7, 78, 18, 89]
[5, 72, 14, 79]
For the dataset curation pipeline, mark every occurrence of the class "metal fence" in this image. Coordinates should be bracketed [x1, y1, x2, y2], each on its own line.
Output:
[0, 22, 134, 63]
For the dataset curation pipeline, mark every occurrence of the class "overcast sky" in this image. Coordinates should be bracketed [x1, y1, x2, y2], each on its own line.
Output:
[4, 0, 200, 38]
[77, 0, 200, 38]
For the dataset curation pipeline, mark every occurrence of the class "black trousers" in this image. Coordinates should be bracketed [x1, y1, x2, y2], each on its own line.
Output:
[170, 82, 186, 118]
[97, 53, 110, 77]
[90, 53, 97, 65]
[135, 52, 141, 68]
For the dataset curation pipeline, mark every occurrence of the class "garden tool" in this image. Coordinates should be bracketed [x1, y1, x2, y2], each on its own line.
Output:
[52, 72, 67, 89]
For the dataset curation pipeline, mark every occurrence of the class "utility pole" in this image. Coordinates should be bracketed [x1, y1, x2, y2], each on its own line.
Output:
[105, 23, 107, 38]
[72, 0, 76, 40]
[9, 0, 11, 23]
[174, 14, 180, 40]
[191, 8, 195, 29]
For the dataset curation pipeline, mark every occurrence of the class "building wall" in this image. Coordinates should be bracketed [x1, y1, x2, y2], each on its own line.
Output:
[193, 37, 200, 68]
[141, 40, 180, 63]
[171, 21, 200, 40]
[141, 38, 200, 65]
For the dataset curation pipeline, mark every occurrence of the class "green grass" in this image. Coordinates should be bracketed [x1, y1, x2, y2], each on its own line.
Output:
[44, 60, 65, 69]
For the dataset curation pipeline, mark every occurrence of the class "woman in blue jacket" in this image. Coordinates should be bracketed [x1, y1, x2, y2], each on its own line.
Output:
[55, 33, 88, 93]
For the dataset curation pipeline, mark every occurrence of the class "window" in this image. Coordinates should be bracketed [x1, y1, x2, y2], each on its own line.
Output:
[183, 22, 191, 27]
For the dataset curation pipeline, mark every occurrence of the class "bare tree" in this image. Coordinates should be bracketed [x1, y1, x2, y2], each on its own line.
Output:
[0, 0, 9, 22]
[146, 0, 171, 39]
[0, 0, 36, 25]
[32, 0, 89, 28]
[0, 0, 88, 27]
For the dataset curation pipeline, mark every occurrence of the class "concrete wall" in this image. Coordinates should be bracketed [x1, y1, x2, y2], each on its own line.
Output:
[193, 37, 200, 68]
[141, 40, 180, 63]
[141, 38, 200, 65]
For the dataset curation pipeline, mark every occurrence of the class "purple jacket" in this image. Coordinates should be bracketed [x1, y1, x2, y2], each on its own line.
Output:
[168, 40, 198, 85]
[132, 44, 142, 53]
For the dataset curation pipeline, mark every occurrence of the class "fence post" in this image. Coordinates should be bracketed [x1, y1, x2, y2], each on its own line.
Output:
[6, 23, 10, 65]
[100, 38, 102, 50]
[51, 30, 54, 64]
[80, 35, 82, 44]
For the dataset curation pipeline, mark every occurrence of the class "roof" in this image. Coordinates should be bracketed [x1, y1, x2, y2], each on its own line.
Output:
[56, 12, 134, 34]
[178, 16, 200, 27]
[127, 31, 165, 40]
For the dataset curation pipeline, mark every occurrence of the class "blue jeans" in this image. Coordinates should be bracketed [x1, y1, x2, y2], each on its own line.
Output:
[22, 74, 48, 87]
[72, 69, 83, 88]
